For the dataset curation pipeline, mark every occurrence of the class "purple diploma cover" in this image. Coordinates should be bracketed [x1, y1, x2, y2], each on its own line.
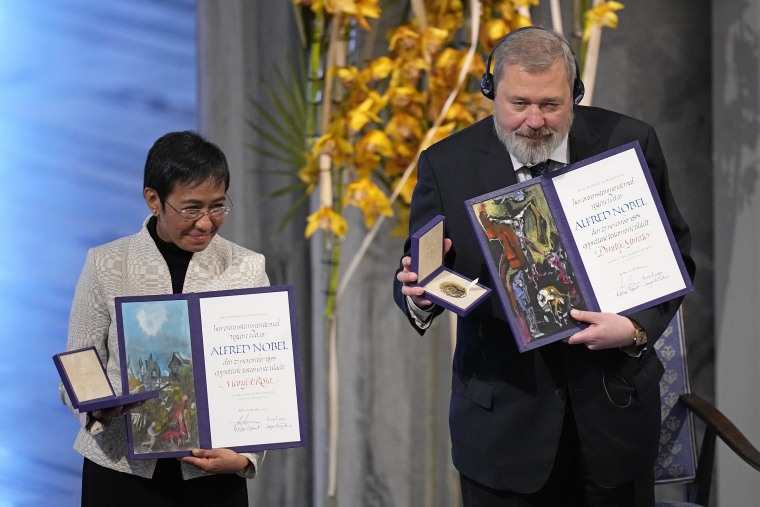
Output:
[464, 141, 693, 352]
[54, 347, 159, 412]
[115, 285, 306, 459]
[411, 215, 491, 316]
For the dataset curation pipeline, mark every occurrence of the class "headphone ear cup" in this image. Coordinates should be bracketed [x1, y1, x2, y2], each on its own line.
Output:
[572, 61, 585, 104]
[480, 72, 495, 100]
[573, 80, 585, 104]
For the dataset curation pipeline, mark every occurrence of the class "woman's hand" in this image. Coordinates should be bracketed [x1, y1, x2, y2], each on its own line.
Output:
[180, 448, 250, 474]
[90, 400, 145, 425]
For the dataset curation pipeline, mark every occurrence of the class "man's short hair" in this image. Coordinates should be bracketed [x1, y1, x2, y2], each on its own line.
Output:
[492, 28, 577, 97]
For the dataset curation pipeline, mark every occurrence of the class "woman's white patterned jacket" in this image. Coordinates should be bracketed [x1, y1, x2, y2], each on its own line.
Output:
[61, 217, 269, 480]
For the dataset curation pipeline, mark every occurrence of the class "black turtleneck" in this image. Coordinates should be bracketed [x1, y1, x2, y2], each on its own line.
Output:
[147, 216, 194, 294]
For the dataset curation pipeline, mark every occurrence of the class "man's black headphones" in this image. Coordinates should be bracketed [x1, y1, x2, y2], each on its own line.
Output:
[480, 25, 585, 104]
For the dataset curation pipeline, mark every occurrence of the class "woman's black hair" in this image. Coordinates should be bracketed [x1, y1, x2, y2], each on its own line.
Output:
[143, 130, 230, 202]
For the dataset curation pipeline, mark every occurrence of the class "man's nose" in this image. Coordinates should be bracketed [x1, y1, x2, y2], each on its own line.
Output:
[524, 106, 545, 129]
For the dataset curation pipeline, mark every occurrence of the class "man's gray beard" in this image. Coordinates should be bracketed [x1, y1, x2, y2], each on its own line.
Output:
[493, 111, 573, 166]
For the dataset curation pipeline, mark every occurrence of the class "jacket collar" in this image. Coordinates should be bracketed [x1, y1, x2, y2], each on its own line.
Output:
[474, 117, 518, 192]
[568, 107, 602, 163]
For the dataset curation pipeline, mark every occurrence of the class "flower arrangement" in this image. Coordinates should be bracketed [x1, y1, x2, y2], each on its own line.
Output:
[288, 0, 625, 307]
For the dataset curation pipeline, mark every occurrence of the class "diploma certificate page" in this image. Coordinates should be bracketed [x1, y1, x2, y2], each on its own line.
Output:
[551, 147, 687, 313]
[200, 290, 301, 448]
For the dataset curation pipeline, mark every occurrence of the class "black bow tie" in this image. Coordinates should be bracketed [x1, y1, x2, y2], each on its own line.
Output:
[529, 161, 551, 178]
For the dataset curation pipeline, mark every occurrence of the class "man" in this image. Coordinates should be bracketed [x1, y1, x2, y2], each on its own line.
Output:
[393, 27, 695, 506]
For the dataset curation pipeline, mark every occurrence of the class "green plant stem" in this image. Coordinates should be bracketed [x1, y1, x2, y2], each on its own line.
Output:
[324, 237, 342, 318]
[324, 167, 344, 319]
[307, 8, 325, 144]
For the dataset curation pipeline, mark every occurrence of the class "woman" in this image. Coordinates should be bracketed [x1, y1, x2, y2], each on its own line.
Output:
[61, 131, 268, 506]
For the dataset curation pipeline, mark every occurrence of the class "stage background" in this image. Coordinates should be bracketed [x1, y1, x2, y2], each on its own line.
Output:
[0, 1, 197, 505]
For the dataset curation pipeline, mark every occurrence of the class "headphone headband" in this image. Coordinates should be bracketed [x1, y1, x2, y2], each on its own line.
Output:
[480, 26, 585, 104]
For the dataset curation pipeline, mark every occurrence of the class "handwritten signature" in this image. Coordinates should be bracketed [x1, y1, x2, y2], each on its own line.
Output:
[642, 270, 668, 288]
[266, 415, 293, 430]
[614, 270, 670, 296]
[232, 413, 261, 432]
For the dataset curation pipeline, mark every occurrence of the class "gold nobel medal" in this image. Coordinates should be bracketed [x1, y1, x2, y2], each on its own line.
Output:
[440, 281, 467, 298]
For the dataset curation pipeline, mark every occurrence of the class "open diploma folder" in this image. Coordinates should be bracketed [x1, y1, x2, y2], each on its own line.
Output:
[115, 285, 306, 459]
[411, 215, 491, 316]
[54, 347, 159, 412]
[464, 141, 693, 352]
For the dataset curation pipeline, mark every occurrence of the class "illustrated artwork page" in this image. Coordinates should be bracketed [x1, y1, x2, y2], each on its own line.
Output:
[471, 185, 587, 347]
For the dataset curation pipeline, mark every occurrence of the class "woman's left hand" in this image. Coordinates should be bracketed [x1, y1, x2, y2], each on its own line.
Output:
[179, 448, 249, 474]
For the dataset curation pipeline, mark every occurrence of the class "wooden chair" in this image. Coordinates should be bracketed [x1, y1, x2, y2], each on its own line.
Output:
[654, 311, 760, 506]
[656, 392, 760, 506]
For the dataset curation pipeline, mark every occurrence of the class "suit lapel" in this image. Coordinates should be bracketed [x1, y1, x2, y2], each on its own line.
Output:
[474, 120, 518, 192]
[568, 108, 602, 163]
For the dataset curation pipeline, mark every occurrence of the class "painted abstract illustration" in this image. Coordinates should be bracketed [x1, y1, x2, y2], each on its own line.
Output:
[119, 299, 199, 455]
[471, 184, 586, 346]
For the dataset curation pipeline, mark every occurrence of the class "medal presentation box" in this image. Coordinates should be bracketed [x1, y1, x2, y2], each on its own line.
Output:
[53, 347, 159, 412]
[465, 141, 693, 352]
[115, 285, 307, 460]
[411, 215, 491, 316]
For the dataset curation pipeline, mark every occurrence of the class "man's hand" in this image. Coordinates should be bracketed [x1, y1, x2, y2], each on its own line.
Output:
[566, 309, 637, 350]
[180, 448, 250, 474]
[397, 238, 452, 309]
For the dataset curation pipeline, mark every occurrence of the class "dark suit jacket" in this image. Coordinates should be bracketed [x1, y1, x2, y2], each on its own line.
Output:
[393, 106, 696, 493]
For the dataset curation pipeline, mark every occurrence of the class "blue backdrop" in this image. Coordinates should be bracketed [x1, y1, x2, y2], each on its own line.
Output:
[0, 1, 196, 504]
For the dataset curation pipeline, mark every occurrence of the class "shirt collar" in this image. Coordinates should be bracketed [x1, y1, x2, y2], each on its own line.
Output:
[509, 135, 569, 173]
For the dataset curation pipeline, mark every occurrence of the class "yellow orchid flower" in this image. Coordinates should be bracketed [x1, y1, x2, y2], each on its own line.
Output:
[386, 113, 424, 142]
[399, 57, 429, 81]
[297, 154, 319, 191]
[335, 65, 361, 85]
[420, 27, 450, 62]
[367, 56, 394, 80]
[354, 153, 383, 179]
[511, 14, 534, 30]
[356, 130, 394, 157]
[381, 141, 417, 178]
[427, 0, 464, 32]
[324, 0, 381, 30]
[354, 130, 393, 178]
[388, 85, 425, 113]
[485, 18, 510, 43]
[513, 0, 539, 8]
[433, 47, 464, 80]
[389, 25, 421, 58]
[305, 206, 348, 238]
[395, 174, 417, 205]
[583, 1, 625, 42]
[418, 122, 457, 151]
[344, 178, 394, 228]
[445, 102, 474, 124]
[313, 131, 354, 163]
[347, 96, 384, 132]
[493, 0, 515, 21]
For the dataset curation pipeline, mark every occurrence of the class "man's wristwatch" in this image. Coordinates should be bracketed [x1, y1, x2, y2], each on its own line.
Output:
[629, 318, 648, 347]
